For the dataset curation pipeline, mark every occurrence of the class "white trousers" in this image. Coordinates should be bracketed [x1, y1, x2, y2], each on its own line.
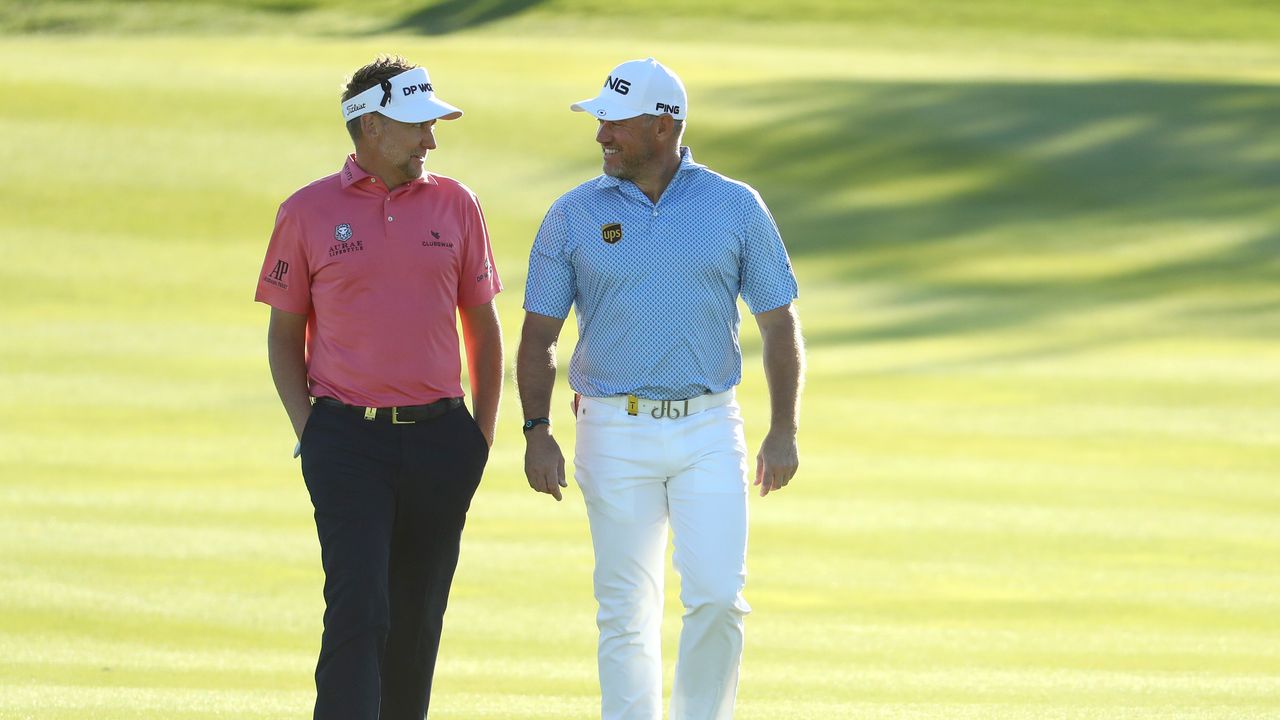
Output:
[574, 395, 752, 720]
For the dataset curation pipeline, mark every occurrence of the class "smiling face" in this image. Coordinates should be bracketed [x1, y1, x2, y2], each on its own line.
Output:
[361, 114, 438, 188]
[595, 115, 661, 181]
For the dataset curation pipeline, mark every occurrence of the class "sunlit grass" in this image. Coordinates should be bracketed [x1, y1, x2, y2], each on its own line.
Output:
[2, 5, 1279, 719]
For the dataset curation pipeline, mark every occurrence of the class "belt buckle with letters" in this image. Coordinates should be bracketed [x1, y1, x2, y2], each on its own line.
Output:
[650, 399, 689, 419]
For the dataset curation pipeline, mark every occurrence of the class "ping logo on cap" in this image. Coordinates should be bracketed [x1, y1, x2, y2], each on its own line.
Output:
[601, 223, 623, 244]
[605, 76, 631, 95]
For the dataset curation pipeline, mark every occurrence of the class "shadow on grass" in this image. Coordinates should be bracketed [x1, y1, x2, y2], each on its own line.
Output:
[383, 0, 546, 35]
[3, 0, 547, 35]
[693, 79, 1280, 346]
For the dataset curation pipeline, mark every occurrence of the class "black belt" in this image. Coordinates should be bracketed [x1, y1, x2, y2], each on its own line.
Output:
[314, 396, 463, 424]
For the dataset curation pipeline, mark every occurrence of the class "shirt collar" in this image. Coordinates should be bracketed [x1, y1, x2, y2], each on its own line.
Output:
[595, 146, 701, 190]
[339, 154, 438, 191]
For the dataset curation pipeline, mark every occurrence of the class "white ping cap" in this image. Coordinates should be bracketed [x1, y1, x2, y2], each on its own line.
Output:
[340, 66, 462, 123]
[571, 57, 687, 121]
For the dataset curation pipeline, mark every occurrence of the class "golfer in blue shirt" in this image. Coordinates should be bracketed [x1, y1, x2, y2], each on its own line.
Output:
[517, 57, 805, 720]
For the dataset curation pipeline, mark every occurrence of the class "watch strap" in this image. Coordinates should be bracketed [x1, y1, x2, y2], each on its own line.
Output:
[522, 417, 551, 432]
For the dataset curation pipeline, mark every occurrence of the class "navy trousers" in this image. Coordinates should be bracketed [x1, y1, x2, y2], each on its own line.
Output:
[299, 401, 489, 720]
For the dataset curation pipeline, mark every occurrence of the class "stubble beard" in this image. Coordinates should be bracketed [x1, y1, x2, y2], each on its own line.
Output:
[603, 145, 653, 182]
[401, 157, 424, 181]
[378, 134, 424, 185]
[397, 148, 425, 182]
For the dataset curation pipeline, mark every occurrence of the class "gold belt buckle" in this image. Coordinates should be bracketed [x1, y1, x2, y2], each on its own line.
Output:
[391, 407, 415, 424]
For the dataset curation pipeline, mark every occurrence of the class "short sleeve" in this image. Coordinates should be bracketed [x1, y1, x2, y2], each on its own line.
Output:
[254, 202, 312, 315]
[739, 189, 798, 314]
[523, 204, 576, 319]
[457, 192, 503, 307]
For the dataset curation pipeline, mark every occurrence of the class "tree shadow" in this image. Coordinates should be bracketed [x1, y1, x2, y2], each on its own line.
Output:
[382, 0, 547, 35]
[692, 79, 1280, 347]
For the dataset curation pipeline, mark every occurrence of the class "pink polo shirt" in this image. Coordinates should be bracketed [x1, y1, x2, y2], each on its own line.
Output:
[255, 155, 502, 407]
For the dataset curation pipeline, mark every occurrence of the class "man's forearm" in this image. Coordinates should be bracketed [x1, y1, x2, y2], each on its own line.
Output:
[516, 340, 557, 419]
[267, 313, 311, 440]
[466, 336, 503, 446]
[516, 313, 564, 421]
[759, 304, 805, 433]
[460, 302, 504, 445]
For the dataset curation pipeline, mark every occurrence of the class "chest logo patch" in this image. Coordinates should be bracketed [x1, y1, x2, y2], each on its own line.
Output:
[602, 223, 623, 244]
[423, 229, 453, 249]
[334, 223, 353, 243]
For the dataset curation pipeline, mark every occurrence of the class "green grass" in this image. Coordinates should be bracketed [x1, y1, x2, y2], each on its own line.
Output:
[6, 0, 1280, 41]
[2, 3, 1280, 719]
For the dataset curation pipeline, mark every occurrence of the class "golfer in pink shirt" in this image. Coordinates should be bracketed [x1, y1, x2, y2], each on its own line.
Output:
[255, 54, 503, 720]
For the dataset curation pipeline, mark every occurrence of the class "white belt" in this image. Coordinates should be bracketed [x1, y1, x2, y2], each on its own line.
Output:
[579, 390, 733, 419]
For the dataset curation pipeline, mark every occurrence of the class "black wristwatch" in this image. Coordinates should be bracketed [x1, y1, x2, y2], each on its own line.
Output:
[522, 417, 551, 433]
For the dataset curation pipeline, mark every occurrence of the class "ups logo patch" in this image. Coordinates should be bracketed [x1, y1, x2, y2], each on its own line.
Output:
[601, 223, 623, 244]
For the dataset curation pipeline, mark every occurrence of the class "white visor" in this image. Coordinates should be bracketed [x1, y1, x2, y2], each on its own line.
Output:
[340, 67, 462, 124]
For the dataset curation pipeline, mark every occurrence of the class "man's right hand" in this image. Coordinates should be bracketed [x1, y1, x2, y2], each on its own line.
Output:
[524, 429, 568, 501]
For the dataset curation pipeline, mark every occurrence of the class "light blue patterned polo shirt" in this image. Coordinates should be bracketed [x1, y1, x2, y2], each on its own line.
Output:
[524, 147, 798, 400]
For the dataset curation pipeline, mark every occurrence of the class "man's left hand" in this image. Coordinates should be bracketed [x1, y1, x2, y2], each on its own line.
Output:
[755, 430, 798, 497]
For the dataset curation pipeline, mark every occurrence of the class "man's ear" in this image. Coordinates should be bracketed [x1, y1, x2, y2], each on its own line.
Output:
[361, 113, 381, 138]
[654, 113, 675, 139]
